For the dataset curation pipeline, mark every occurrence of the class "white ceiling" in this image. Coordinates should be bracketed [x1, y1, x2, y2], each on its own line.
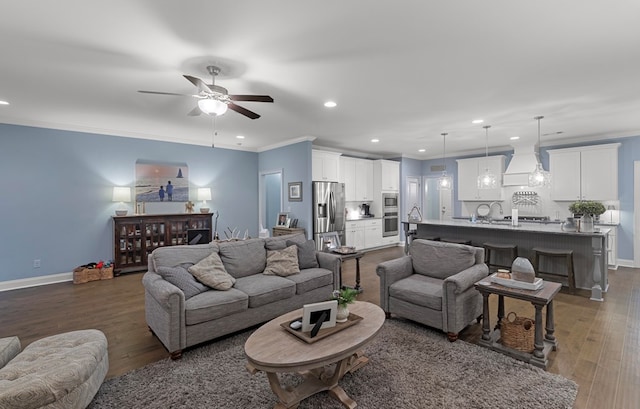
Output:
[2, 1, 640, 159]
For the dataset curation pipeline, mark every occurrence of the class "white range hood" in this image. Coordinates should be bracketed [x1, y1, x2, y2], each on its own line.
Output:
[502, 145, 541, 186]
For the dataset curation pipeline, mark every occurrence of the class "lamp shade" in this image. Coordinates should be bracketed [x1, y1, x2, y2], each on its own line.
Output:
[112, 186, 131, 202]
[197, 188, 212, 201]
[198, 99, 228, 116]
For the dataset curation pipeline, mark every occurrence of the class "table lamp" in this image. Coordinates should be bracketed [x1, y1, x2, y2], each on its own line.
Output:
[112, 187, 131, 216]
[198, 188, 211, 213]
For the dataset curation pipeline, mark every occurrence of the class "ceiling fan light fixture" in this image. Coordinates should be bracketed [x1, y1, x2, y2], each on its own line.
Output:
[198, 99, 228, 116]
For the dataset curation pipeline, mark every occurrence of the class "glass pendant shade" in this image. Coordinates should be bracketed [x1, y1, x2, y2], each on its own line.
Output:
[528, 162, 552, 187]
[198, 99, 228, 116]
[477, 169, 497, 189]
[477, 125, 497, 189]
[528, 116, 551, 188]
[437, 132, 452, 190]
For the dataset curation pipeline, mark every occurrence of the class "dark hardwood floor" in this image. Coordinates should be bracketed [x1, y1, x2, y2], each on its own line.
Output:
[1, 246, 638, 409]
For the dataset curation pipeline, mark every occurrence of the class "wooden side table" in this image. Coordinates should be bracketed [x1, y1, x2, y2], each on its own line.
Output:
[327, 251, 365, 293]
[474, 279, 562, 369]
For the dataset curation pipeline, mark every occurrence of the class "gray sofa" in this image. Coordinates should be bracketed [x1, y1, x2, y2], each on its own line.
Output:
[143, 233, 341, 358]
[376, 239, 488, 341]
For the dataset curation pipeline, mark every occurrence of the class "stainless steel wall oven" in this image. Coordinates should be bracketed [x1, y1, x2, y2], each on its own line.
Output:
[382, 192, 399, 237]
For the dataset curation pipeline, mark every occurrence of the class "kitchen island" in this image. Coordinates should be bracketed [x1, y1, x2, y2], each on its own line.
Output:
[402, 219, 610, 301]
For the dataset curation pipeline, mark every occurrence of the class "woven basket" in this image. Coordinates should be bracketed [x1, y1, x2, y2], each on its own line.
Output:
[500, 311, 535, 352]
[73, 266, 114, 284]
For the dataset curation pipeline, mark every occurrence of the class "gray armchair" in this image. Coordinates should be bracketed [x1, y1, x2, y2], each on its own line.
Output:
[377, 239, 488, 341]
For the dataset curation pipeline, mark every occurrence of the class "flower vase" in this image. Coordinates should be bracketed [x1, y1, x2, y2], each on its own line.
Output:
[336, 305, 350, 323]
[581, 215, 594, 233]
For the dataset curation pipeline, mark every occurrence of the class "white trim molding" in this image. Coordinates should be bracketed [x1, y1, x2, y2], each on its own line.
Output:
[0, 272, 73, 292]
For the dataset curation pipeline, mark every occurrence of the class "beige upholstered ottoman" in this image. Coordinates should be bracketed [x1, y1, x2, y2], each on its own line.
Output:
[0, 329, 108, 409]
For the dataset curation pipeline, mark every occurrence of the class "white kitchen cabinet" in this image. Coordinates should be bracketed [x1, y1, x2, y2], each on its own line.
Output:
[345, 220, 365, 250]
[364, 219, 383, 248]
[341, 157, 374, 201]
[604, 226, 618, 269]
[312, 150, 341, 182]
[456, 156, 505, 201]
[345, 219, 384, 250]
[549, 143, 620, 201]
[374, 160, 400, 191]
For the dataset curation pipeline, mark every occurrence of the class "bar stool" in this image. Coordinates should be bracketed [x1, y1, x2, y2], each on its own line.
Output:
[483, 242, 518, 274]
[441, 238, 472, 245]
[532, 247, 576, 294]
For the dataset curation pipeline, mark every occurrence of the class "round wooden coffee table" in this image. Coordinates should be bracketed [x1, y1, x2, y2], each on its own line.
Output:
[244, 301, 385, 409]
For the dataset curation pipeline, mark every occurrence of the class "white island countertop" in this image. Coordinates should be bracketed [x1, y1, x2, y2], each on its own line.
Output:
[402, 219, 610, 237]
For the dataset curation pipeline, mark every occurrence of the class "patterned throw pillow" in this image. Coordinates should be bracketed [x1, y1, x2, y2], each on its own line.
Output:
[156, 265, 209, 299]
[188, 252, 236, 291]
[286, 239, 319, 269]
[263, 245, 300, 277]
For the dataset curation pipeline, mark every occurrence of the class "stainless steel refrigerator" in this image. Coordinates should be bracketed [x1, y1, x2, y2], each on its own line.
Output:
[312, 181, 345, 250]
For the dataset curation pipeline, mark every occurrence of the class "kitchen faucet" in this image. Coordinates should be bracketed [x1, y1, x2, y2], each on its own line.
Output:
[489, 201, 503, 221]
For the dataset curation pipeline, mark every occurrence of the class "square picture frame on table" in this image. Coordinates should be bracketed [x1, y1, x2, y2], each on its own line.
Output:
[276, 212, 290, 227]
[301, 300, 338, 332]
[288, 182, 302, 202]
[319, 231, 341, 250]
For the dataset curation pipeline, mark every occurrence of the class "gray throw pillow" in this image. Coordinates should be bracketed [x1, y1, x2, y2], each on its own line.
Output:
[188, 252, 236, 291]
[156, 265, 209, 299]
[286, 239, 319, 269]
[263, 245, 300, 277]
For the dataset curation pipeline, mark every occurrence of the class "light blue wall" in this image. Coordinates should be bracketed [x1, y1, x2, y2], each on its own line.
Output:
[265, 173, 281, 232]
[258, 140, 313, 238]
[0, 124, 258, 282]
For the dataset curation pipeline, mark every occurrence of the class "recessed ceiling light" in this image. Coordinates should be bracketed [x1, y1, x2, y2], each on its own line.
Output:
[510, 136, 520, 140]
[472, 119, 484, 124]
[371, 139, 379, 143]
[324, 101, 337, 108]
[0, 100, 9, 105]
[236, 135, 245, 139]
[418, 148, 426, 153]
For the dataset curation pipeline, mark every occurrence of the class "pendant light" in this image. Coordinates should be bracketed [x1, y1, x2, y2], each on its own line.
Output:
[528, 115, 552, 187]
[437, 132, 452, 190]
[477, 125, 497, 189]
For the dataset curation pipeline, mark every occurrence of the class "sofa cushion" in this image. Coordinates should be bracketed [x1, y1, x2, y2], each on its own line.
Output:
[233, 275, 296, 308]
[0, 336, 20, 370]
[264, 245, 300, 277]
[410, 239, 476, 279]
[390, 274, 443, 310]
[218, 239, 267, 278]
[265, 232, 307, 250]
[184, 288, 248, 326]
[156, 264, 209, 299]
[285, 267, 333, 295]
[152, 243, 218, 270]
[286, 239, 319, 269]
[188, 252, 236, 291]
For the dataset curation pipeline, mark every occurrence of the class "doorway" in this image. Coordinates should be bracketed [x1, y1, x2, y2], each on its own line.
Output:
[423, 177, 452, 220]
[259, 169, 283, 236]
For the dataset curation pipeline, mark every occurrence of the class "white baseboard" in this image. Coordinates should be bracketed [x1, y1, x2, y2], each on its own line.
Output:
[617, 259, 636, 268]
[0, 272, 73, 292]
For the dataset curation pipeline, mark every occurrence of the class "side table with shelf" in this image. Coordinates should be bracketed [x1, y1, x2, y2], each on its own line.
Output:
[113, 213, 212, 274]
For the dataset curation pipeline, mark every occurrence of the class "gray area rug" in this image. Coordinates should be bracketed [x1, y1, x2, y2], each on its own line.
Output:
[89, 319, 577, 409]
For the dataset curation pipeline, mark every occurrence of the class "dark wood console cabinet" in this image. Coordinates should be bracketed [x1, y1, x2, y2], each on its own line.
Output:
[112, 213, 212, 274]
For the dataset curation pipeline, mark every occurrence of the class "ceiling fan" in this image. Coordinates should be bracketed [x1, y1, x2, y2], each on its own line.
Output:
[138, 65, 273, 119]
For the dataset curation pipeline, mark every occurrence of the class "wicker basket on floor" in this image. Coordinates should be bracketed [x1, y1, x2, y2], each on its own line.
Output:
[500, 311, 535, 353]
[73, 266, 113, 284]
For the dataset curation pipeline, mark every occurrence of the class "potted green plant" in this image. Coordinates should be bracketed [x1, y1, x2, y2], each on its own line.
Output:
[332, 288, 358, 322]
[568, 201, 605, 232]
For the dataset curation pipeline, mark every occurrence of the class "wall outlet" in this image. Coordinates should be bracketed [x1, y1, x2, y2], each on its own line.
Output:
[33, 259, 41, 268]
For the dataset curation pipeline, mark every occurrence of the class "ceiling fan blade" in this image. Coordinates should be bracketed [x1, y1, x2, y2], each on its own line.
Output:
[183, 75, 212, 93]
[187, 106, 201, 116]
[228, 102, 260, 119]
[229, 95, 274, 103]
[138, 90, 192, 97]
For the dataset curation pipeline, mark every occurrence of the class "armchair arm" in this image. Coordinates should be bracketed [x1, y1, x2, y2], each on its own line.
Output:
[376, 256, 413, 312]
[316, 251, 342, 290]
[443, 263, 489, 294]
[142, 272, 186, 353]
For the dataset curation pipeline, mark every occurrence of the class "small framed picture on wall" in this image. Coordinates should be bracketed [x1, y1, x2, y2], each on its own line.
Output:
[288, 182, 302, 202]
